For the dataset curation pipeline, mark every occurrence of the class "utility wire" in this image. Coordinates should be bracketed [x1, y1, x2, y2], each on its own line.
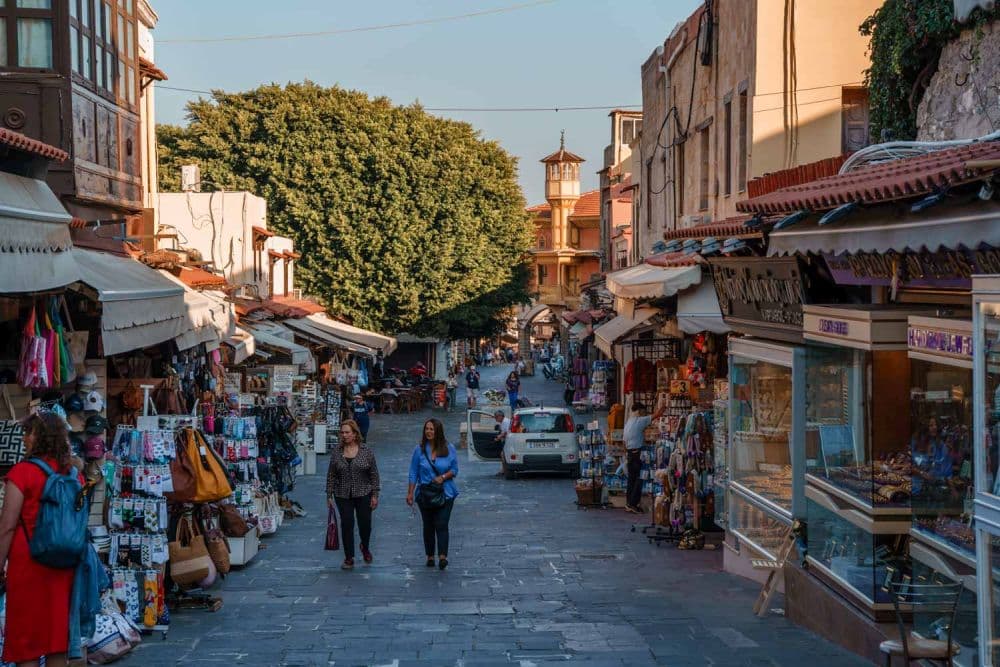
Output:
[155, 85, 640, 112]
[159, 0, 558, 44]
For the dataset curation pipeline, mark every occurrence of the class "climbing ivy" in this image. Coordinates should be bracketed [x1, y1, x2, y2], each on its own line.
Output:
[860, 0, 998, 141]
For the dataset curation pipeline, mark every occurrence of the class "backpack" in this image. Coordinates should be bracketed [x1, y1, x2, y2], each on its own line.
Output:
[22, 457, 88, 568]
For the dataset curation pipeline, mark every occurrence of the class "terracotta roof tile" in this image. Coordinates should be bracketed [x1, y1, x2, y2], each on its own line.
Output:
[0, 128, 67, 162]
[232, 298, 266, 317]
[663, 215, 764, 241]
[568, 190, 601, 218]
[644, 252, 702, 268]
[746, 154, 850, 199]
[737, 141, 1000, 215]
[173, 266, 230, 289]
[271, 295, 325, 314]
[139, 56, 168, 82]
[540, 148, 585, 163]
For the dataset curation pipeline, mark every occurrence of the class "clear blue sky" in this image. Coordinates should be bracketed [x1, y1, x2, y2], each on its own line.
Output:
[152, 0, 701, 206]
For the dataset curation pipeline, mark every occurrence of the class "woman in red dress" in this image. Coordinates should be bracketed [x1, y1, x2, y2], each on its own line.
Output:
[0, 412, 80, 667]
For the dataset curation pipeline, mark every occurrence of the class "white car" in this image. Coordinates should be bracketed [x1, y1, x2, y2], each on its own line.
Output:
[467, 406, 580, 479]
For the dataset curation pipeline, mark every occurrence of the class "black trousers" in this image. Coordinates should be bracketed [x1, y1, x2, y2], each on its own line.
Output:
[419, 498, 455, 557]
[626, 450, 643, 508]
[334, 494, 372, 560]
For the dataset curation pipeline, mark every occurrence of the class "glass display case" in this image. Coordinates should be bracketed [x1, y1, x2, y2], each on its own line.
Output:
[907, 316, 974, 556]
[729, 488, 789, 559]
[729, 338, 804, 518]
[909, 540, 979, 667]
[803, 345, 913, 509]
[804, 496, 908, 610]
[713, 396, 729, 528]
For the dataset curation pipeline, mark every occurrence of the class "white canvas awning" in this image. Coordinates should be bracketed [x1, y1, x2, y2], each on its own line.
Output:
[243, 319, 295, 341]
[245, 326, 312, 366]
[159, 273, 236, 351]
[74, 249, 188, 356]
[767, 200, 1000, 257]
[606, 263, 702, 300]
[0, 172, 80, 293]
[569, 322, 588, 339]
[304, 313, 397, 355]
[677, 276, 730, 335]
[593, 307, 659, 357]
[283, 317, 377, 356]
[222, 327, 255, 365]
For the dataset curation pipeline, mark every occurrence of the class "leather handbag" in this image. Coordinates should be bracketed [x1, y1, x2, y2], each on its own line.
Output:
[205, 528, 230, 576]
[416, 445, 447, 510]
[166, 428, 233, 504]
[218, 503, 251, 538]
[168, 515, 212, 588]
[324, 507, 339, 551]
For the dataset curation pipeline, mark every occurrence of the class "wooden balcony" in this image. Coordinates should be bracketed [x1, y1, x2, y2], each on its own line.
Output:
[537, 284, 580, 309]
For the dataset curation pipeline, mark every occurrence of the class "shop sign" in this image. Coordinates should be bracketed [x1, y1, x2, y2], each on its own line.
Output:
[907, 327, 973, 359]
[270, 365, 296, 394]
[817, 318, 850, 337]
[669, 379, 690, 396]
[822, 247, 1000, 290]
[708, 257, 805, 340]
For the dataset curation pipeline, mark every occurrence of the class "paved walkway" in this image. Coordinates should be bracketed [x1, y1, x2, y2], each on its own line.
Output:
[122, 363, 871, 666]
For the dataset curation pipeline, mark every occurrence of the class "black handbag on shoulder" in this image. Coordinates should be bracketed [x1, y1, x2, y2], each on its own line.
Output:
[417, 445, 447, 510]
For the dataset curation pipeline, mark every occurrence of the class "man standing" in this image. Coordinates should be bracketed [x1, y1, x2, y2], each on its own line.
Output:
[493, 410, 511, 476]
[623, 402, 666, 514]
[465, 365, 481, 407]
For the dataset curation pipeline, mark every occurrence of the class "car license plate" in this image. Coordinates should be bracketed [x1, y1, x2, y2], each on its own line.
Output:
[527, 440, 557, 449]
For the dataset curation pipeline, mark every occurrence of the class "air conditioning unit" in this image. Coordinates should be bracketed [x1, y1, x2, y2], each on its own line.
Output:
[681, 214, 708, 227]
[180, 164, 201, 192]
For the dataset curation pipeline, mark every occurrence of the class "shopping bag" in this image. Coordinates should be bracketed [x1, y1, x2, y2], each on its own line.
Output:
[168, 515, 212, 588]
[0, 386, 26, 473]
[324, 507, 339, 551]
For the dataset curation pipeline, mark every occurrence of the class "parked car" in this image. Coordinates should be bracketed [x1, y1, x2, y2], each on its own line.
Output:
[467, 406, 580, 479]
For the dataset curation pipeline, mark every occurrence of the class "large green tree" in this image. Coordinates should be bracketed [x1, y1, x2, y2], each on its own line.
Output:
[158, 82, 533, 338]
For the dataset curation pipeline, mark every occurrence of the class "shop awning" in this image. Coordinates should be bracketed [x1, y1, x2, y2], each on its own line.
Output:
[593, 307, 659, 357]
[0, 172, 81, 293]
[243, 319, 296, 341]
[282, 317, 377, 356]
[222, 327, 255, 365]
[569, 322, 588, 339]
[159, 273, 236, 351]
[677, 276, 729, 335]
[74, 249, 188, 356]
[605, 263, 701, 300]
[245, 326, 312, 366]
[302, 313, 397, 355]
[767, 200, 1000, 257]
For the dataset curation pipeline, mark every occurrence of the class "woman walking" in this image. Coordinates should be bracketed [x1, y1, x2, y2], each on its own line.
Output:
[326, 420, 380, 570]
[406, 418, 458, 570]
[0, 412, 83, 667]
[505, 371, 520, 411]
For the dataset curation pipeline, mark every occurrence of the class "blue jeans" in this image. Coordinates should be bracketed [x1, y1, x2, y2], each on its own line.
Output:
[508, 391, 518, 410]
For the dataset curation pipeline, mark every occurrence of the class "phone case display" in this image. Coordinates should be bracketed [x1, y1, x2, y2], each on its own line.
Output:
[323, 388, 342, 449]
[910, 359, 974, 553]
[731, 358, 794, 513]
[805, 497, 908, 607]
[107, 425, 174, 632]
[729, 491, 788, 558]
[713, 397, 729, 528]
[589, 361, 614, 409]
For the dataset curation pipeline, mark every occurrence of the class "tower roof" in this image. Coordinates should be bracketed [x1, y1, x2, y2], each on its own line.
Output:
[540, 130, 585, 163]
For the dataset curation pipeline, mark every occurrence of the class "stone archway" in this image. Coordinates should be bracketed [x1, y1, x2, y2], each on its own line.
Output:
[516, 302, 553, 359]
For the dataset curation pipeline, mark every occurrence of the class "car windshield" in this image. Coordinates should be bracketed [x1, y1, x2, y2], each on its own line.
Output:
[517, 412, 570, 433]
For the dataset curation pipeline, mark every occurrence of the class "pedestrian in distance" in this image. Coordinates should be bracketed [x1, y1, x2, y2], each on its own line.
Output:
[446, 372, 458, 412]
[493, 410, 511, 477]
[465, 365, 480, 408]
[505, 371, 520, 412]
[326, 420, 381, 570]
[350, 394, 373, 442]
[406, 418, 459, 570]
[0, 412, 86, 667]
[622, 402, 666, 513]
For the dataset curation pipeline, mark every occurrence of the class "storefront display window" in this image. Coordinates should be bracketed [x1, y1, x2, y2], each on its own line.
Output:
[804, 345, 912, 507]
[910, 359, 973, 553]
[909, 559, 978, 667]
[731, 356, 793, 513]
[729, 490, 787, 558]
[805, 497, 907, 605]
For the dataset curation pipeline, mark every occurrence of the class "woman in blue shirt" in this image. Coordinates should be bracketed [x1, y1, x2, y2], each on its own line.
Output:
[407, 418, 458, 570]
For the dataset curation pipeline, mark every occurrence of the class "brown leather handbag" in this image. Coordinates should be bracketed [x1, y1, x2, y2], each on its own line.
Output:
[166, 428, 233, 504]
[205, 527, 231, 575]
[218, 503, 251, 538]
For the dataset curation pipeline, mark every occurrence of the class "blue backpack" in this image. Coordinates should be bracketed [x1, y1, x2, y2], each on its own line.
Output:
[22, 458, 89, 569]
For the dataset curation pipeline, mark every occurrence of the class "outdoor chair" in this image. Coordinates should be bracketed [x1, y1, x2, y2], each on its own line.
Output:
[879, 580, 963, 666]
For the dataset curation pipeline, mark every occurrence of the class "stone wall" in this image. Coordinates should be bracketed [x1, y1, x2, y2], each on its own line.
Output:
[917, 19, 1000, 141]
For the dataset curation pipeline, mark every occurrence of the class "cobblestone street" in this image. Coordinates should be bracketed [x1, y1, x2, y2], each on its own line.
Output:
[122, 364, 869, 666]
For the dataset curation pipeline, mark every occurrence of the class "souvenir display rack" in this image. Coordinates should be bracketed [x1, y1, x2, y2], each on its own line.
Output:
[589, 360, 614, 409]
[625, 338, 680, 411]
[576, 424, 608, 509]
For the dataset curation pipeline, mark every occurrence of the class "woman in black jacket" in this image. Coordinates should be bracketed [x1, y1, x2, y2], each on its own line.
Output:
[326, 419, 381, 570]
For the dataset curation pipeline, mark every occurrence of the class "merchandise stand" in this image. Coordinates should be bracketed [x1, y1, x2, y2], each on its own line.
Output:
[625, 338, 681, 410]
[576, 423, 608, 509]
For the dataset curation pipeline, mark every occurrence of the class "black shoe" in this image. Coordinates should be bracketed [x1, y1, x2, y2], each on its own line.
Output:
[426, 557, 435, 568]
[438, 557, 448, 570]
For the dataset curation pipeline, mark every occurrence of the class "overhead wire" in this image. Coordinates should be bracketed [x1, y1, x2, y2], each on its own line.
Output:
[159, 0, 559, 44]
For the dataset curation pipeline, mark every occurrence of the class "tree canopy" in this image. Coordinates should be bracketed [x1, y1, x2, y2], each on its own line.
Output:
[158, 81, 533, 338]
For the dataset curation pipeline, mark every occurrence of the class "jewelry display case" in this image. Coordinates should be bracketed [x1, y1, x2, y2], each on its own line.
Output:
[907, 316, 974, 557]
[729, 486, 789, 559]
[713, 392, 729, 529]
[728, 338, 805, 521]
